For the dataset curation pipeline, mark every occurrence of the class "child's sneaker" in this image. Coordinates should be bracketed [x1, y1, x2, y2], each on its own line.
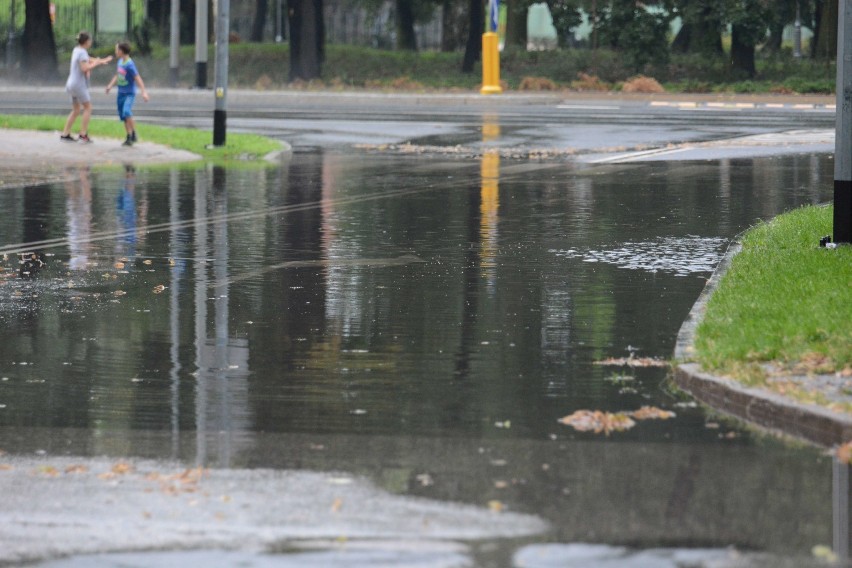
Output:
[78, 134, 92, 144]
[131, 131, 138, 143]
[123, 136, 133, 147]
[60, 134, 76, 142]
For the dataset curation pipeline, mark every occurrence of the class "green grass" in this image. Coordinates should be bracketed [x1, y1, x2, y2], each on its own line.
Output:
[0, 114, 284, 162]
[694, 205, 852, 383]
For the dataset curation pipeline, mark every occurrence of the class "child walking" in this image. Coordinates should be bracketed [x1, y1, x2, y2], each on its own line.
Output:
[62, 31, 113, 143]
[105, 42, 149, 146]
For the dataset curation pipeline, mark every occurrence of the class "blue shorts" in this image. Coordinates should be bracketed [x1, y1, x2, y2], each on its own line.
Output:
[117, 93, 135, 121]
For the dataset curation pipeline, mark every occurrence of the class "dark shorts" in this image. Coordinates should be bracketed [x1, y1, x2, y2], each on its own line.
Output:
[117, 93, 135, 121]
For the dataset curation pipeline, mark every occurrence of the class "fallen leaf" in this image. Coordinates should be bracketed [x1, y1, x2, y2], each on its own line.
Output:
[0, 464, 13, 471]
[152, 285, 166, 294]
[64, 464, 88, 474]
[113, 290, 127, 297]
[331, 498, 343, 513]
[111, 462, 133, 475]
[143, 259, 153, 265]
[558, 410, 636, 435]
[488, 500, 504, 513]
[114, 262, 125, 270]
[415, 473, 434, 487]
[35, 466, 59, 477]
[168, 258, 176, 266]
[494, 480, 508, 489]
[630, 406, 676, 420]
[594, 357, 669, 368]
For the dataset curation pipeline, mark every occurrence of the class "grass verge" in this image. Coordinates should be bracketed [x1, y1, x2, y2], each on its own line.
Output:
[0, 113, 284, 163]
[694, 205, 852, 393]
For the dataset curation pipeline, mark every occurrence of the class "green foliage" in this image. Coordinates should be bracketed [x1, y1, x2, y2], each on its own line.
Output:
[597, 1, 672, 71]
[547, 0, 584, 47]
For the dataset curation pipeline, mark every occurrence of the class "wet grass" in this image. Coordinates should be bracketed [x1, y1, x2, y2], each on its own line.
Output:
[695, 205, 852, 384]
[0, 113, 284, 162]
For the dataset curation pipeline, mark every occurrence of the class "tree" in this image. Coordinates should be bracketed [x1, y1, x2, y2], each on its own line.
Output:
[252, 0, 270, 41]
[289, 0, 325, 80]
[22, 0, 57, 81]
[728, 0, 770, 78]
[547, 0, 583, 47]
[670, 0, 724, 55]
[462, 0, 483, 72]
[396, 0, 418, 50]
[814, 0, 837, 59]
[505, 0, 529, 48]
[597, 0, 671, 71]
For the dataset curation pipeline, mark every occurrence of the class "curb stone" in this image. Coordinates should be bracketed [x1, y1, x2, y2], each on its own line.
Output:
[673, 235, 852, 448]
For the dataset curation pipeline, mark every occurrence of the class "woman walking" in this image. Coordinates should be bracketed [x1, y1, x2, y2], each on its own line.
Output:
[61, 32, 112, 143]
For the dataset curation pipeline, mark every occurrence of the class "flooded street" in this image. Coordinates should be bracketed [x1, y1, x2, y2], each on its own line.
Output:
[0, 146, 839, 566]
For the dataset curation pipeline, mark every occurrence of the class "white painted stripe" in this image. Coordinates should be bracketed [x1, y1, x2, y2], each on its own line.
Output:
[650, 101, 670, 106]
[765, 104, 785, 108]
[557, 104, 620, 110]
[735, 103, 755, 108]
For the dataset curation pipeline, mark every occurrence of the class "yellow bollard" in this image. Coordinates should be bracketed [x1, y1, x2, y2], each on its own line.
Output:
[480, 32, 502, 95]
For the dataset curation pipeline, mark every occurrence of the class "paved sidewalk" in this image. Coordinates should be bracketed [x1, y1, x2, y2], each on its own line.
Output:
[0, 128, 201, 171]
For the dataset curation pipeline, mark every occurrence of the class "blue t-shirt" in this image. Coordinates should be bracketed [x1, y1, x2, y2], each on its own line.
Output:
[116, 58, 138, 95]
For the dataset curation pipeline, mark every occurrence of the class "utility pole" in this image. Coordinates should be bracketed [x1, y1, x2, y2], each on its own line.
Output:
[212, 0, 230, 146]
[169, 0, 180, 86]
[835, 0, 852, 243]
[196, 0, 209, 88]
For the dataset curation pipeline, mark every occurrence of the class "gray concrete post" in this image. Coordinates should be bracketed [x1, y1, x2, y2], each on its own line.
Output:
[212, 0, 229, 146]
[196, 0, 209, 88]
[835, 0, 852, 243]
[834, 458, 852, 561]
[169, 0, 180, 86]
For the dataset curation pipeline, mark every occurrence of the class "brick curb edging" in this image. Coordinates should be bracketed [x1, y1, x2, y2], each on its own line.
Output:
[672, 237, 852, 448]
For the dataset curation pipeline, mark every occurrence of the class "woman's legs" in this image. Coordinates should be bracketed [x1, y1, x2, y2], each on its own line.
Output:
[62, 101, 81, 136]
[79, 101, 93, 135]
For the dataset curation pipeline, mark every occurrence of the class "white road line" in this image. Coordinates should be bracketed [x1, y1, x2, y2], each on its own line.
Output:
[556, 105, 620, 110]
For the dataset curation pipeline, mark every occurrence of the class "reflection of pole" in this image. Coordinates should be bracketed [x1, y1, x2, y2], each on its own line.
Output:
[196, 0, 209, 88]
[835, 0, 852, 243]
[194, 169, 209, 467]
[169, 0, 180, 86]
[212, 0, 230, 146]
[212, 166, 231, 466]
[480, 116, 500, 289]
[834, 458, 852, 561]
[169, 169, 182, 459]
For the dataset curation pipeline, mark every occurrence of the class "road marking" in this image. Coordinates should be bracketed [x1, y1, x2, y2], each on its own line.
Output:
[557, 104, 620, 110]
[589, 147, 691, 163]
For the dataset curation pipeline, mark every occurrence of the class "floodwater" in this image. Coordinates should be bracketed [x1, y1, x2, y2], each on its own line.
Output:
[0, 149, 841, 565]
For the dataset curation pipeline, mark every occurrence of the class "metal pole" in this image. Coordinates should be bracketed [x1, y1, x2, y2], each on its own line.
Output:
[212, 0, 229, 146]
[835, 0, 852, 243]
[275, 0, 283, 42]
[196, 0, 209, 88]
[793, 2, 802, 58]
[169, 0, 180, 86]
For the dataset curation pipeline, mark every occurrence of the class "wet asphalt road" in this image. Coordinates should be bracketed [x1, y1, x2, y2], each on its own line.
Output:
[0, 86, 836, 152]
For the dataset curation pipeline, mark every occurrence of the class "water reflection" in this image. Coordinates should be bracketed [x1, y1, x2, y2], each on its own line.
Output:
[0, 152, 839, 557]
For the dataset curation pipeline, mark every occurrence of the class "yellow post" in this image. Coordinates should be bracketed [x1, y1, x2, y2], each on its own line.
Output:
[480, 32, 502, 95]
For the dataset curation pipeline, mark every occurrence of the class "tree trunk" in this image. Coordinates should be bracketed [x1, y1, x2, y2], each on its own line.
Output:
[730, 25, 756, 78]
[396, 0, 418, 50]
[288, 0, 323, 80]
[765, 22, 784, 53]
[814, 0, 837, 59]
[441, 0, 461, 51]
[462, 0, 483, 72]
[22, 0, 58, 81]
[671, 22, 691, 53]
[811, 0, 823, 57]
[252, 0, 269, 42]
[505, 0, 527, 49]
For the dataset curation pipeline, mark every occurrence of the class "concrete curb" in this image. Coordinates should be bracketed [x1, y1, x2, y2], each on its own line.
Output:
[672, 236, 852, 448]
